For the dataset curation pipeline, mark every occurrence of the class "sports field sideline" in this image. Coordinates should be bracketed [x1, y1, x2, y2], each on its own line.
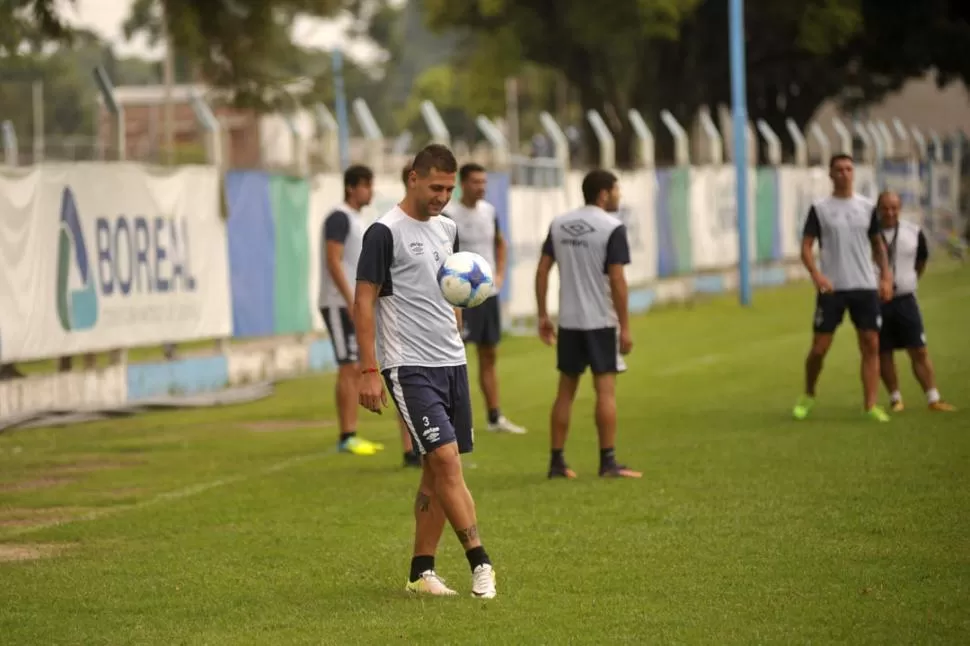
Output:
[1, 263, 968, 645]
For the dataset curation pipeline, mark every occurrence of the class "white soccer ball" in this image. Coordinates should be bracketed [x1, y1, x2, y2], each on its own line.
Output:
[437, 251, 494, 308]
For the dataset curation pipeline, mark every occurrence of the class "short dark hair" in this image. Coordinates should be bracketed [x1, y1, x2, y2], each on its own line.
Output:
[581, 169, 618, 205]
[344, 164, 373, 191]
[459, 163, 486, 183]
[411, 143, 458, 177]
[829, 153, 853, 169]
[401, 162, 412, 187]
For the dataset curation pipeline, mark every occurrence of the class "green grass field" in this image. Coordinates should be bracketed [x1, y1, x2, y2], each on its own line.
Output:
[2, 266, 969, 645]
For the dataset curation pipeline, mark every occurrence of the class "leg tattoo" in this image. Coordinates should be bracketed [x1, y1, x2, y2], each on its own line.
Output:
[414, 490, 432, 513]
[455, 524, 479, 546]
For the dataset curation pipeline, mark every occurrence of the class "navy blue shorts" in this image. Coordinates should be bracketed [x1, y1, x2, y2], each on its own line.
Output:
[462, 295, 501, 346]
[557, 327, 627, 376]
[321, 307, 358, 365]
[879, 293, 927, 351]
[813, 290, 881, 334]
[383, 365, 473, 455]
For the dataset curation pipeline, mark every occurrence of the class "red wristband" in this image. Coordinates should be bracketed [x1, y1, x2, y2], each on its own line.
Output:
[361, 367, 378, 374]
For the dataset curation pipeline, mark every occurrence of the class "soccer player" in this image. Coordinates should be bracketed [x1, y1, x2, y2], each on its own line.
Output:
[535, 169, 641, 479]
[443, 163, 526, 434]
[874, 191, 956, 413]
[321, 164, 420, 466]
[355, 143, 497, 599]
[792, 154, 894, 422]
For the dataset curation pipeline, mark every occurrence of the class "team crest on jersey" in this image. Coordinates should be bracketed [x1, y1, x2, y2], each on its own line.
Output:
[409, 241, 425, 255]
[561, 221, 595, 237]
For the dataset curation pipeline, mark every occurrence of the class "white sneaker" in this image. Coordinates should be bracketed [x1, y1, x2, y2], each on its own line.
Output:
[487, 416, 527, 434]
[470, 564, 497, 599]
[405, 570, 458, 596]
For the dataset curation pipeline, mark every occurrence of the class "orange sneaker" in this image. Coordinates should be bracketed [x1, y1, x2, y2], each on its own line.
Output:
[929, 401, 957, 412]
[548, 464, 578, 479]
[599, 465, 643, 478]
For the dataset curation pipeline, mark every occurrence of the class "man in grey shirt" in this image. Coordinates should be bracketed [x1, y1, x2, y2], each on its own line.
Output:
[535, 169, 640, 479]
[793, 154, 894, 422]
[875, 191, 956, 413]
[355, 144, 497, 599]
[443, 163, 526, 435]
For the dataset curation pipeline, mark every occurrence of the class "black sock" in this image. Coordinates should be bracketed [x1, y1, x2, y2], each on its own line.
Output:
[339, 431, 356, 443]
[487, 408, 501, 424]
[550, 449, 565, 467]
[409, 555, 435, 582]
[465, 545, 491, 571]
[599, 447, 616, 469]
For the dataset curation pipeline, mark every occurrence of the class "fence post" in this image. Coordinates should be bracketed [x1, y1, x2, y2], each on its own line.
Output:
[697, 105, 723, 165]
[539, 111, 570, 172]
[910, 126, 927, 159]
[420, 100, 450, 146]
[755, 119, 781, 165]
[785, 118, 807, 167]
[314, 103, 340, 171]
[928, 129, 943, 162]
[627, 109, 655, 169]
[190, 90, 223, 169]
[853, 120, 872, 163]
[475, 115, 510, 169]
[876, 120, 895, 158]
[808, 123, 830, 166]
[1, 121, 18, 166]
[352, 98, 384, 172]
[660, 110, 689, 166]
[832, 117, 852, 155]
[586, 109, 615, 169]
[93, 65, 125, 161]
[892, 118, 911, 157]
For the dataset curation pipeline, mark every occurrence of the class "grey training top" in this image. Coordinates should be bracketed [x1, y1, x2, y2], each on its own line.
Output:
[803, 194, 880, 291]
[356, 206, 466, 370]
[319, 203, 364, 309]
[541, 205, 631, 331]
[880, 219, 928, 296]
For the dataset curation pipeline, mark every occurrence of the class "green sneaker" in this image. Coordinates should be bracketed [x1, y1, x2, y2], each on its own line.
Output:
[792, 394, 815, 420]
[866, 406, 891, 422]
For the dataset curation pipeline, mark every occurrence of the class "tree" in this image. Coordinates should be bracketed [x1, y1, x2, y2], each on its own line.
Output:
[421, 0, 970, 166]
[18, 0, 348, 110]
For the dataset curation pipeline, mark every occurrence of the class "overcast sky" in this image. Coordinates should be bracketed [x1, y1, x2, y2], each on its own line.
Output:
[60, 0, 386, 63]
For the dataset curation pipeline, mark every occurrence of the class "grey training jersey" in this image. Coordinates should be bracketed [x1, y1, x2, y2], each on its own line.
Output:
[803, 194, 880, 291]
[444, 200, 499, 273]
[319, 204, 364, 309]
[356, 206, 466, 370]
[880, 219, 928, 296]
[541, 206, 631, 330]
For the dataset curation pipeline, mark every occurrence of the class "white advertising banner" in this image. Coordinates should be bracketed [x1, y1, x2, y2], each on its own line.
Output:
[778, 166, 829, 260]
[617, 170, 658, 287]
[0, 163, 231, 363]
[688, 166, 757, 271]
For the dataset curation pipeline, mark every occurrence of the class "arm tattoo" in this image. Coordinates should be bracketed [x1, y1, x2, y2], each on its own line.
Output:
[871, 236, 888, 267]
[455, 524, 479, 546]
[414, 491, 431, 513]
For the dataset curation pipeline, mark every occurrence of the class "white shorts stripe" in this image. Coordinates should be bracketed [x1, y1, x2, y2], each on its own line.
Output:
[327, 308, 347, 361]
[388, 367, 425, 455]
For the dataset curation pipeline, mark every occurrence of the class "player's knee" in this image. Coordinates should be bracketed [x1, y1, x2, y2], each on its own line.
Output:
[337, 362, 359, 379]
[426, 443, 462, 481]
[857, 332, 879, 355]
[477, 345, 497, 366]
[809, 334, 833, 357]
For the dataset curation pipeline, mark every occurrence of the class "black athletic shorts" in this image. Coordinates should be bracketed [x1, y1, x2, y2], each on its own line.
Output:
[383, 365, 474, 455]
[557, 327, 628, 376]
[321, 307, 358, 365]
[462, 295, 501, 346]
[813, 290, 881, 334]
[879, 293, 927, 351]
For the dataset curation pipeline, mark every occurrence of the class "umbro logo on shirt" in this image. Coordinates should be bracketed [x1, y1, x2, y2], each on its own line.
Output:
[561, 221, 595, 237]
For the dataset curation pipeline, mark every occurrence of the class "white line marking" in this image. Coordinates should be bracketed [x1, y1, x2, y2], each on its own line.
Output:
[3, 451, 331, 538]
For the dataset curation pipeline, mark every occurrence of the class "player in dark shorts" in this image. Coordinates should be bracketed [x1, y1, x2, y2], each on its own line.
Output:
[874, 191, 955, 412]
[535, 169, 640, 479]
[793, 154, 894, 421]
[356, 144, 497, 599]
[443, 163, 525, 434]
